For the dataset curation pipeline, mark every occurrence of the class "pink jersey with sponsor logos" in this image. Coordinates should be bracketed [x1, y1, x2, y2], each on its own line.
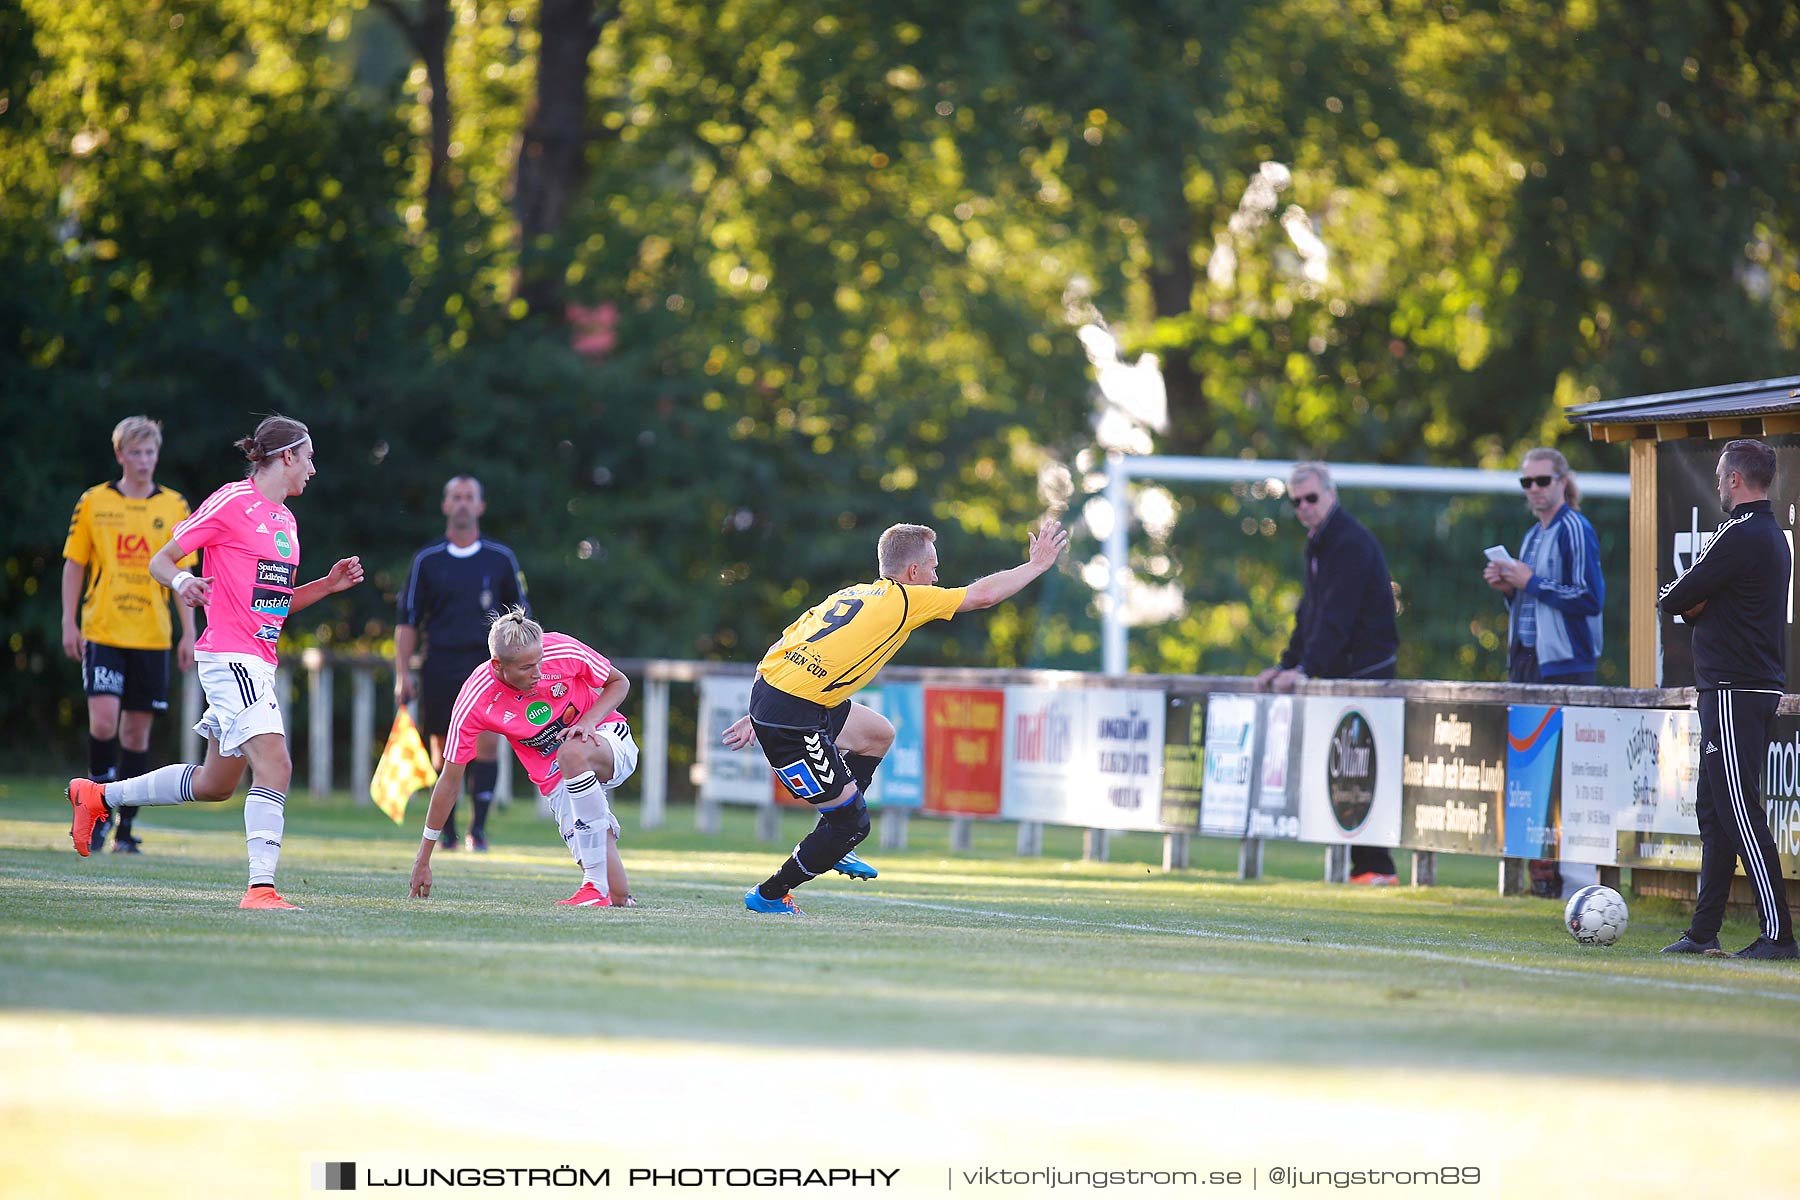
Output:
[444, 632, 625, 796]
[171, 480, 300, 666]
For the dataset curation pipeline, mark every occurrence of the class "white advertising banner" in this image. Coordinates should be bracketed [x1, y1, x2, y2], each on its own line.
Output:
[1000, 686, 1082, 823]
[1556, 706, 1619, 866]
[1199, 693, 1258, 838]
[1071, 688, 1167, 831]
[1249, 695, 1302, 840]
[695, 675, 769, 805]
[1613, 707, 1703, 870]
[1297, 696, 1405, 847]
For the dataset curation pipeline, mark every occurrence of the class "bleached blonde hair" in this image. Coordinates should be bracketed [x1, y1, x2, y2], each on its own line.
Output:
[487, 606, 543, 661]
[112, 415, 163, 453]
[877, 523, 938, 577]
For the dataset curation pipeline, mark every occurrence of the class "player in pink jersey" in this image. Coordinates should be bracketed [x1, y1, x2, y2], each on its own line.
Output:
[409, 609, 640, 907]
[65, 415, 365, 910]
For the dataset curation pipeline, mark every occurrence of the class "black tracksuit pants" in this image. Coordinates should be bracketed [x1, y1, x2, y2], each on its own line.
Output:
[1690, 688, 1793, 945]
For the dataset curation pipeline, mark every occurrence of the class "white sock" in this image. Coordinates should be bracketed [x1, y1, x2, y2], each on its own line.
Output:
[550, 782, 575, 859]
[244, 786, 285, 887]
[564, 771, 610, 888]
[105, 764, 197, 807]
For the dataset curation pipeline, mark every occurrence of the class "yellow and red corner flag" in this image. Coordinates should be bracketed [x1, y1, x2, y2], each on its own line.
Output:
[370, 707, 438, 825]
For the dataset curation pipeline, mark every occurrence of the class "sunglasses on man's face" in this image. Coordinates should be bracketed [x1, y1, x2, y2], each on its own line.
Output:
[1518, 475, 1560, 490]
[1288, 492, 1322, 508]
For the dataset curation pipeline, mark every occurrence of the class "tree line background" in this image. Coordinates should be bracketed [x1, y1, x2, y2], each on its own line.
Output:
[4, 0, 1799, 761]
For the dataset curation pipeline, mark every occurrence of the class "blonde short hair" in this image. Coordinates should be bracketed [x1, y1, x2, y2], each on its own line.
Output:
[877, 523, 937, 577]
[487, 606, 543, 661]
[112, 416, 163, 454]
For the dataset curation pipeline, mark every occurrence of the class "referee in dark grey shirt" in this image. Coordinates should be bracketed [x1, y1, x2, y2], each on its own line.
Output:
[396, 476, 529, 851]
[1657, 439, 1795, 960]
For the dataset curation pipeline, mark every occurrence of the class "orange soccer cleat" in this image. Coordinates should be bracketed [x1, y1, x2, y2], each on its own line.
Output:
[239, 887, 301, 910]
[66, 778, 110, 858]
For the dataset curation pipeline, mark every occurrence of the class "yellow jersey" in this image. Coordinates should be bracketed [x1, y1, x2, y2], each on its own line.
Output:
[757, 578, 967, 705]
[63, 483, 195, 650]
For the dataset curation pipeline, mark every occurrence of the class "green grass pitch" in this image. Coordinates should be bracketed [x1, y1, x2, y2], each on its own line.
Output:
[3, 774, 1797, 1199]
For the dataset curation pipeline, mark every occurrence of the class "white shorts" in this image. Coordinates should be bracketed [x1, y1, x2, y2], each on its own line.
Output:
[545, 721, 639, 840]
[192, 654, 286, 757]
[597, 719, 640, 789]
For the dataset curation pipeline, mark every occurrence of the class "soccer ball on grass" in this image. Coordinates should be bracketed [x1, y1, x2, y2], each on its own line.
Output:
[1563, 884, 1628, 946]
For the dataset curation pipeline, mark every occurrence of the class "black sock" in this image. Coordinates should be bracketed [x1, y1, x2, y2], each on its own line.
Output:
[469, 760, 498, 836]
[87, 734, 120, 784]
[116, 748, 149, 837]
[758, 797, 870, 899]
[759, 857, 813, 900]
[845, 753, 883, 795]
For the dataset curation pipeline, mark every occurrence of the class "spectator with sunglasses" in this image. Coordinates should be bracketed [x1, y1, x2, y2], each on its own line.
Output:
[1483, 448, 1604, 686]
[1256, 461, 1402, 884]
[1484, 447, 1605, 899]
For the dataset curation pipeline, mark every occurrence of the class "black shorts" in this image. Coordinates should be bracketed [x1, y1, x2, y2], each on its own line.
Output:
[82, 642, 170, 712]
[748, 677, 855, 806]
[421, 647, 492, 741]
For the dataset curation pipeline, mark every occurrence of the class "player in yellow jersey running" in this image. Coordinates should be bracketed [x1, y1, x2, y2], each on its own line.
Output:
[723, 518, 1069, 913]
[61, 416, 198, 853]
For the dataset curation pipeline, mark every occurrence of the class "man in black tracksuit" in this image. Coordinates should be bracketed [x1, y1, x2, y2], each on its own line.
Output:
[1657, 439, 1796, 960]
[1258, 461, 1402, 883]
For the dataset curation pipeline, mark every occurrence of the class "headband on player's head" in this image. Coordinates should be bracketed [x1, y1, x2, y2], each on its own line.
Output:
[271, 435, 310, 456]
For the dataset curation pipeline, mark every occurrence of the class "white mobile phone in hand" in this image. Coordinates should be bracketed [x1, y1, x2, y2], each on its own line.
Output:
[1483, 545, 1515, 565]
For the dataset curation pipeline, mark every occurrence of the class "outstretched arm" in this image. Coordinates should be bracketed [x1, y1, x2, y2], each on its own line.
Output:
[956, 518, 1071, 612]
[409, 758, 469, 898]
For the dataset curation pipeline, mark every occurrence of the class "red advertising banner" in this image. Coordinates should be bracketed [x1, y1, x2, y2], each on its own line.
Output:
[924, 687, 1006, 816]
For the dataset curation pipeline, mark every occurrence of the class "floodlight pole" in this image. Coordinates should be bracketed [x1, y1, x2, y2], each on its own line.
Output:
[1098, 454, 1630, 677]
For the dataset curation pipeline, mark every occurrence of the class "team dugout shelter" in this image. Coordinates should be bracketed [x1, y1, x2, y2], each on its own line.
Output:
[1570, 374, 1800, 906]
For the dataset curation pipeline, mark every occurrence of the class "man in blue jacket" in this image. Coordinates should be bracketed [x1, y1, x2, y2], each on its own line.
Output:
[1485, 447, 1606, 899]
[1257, 461, 1401, 883]
[1655, 439, 1794, 960]
[1484, 448, 1603, 685]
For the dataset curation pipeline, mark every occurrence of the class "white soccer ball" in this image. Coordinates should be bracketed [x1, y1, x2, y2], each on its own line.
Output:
[1564, 884, 1629, 946]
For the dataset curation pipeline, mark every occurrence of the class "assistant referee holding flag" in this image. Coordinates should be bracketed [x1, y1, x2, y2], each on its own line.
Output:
[1657, 439, 1796, 960]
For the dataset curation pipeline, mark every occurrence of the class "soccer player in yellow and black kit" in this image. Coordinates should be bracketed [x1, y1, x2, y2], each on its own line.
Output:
[723, 518, 1069, 913]
[61, 416, 197, 853]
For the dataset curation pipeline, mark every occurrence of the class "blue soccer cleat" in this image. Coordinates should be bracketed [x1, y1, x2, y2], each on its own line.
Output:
[744, 888, 804, 915]
[833, 850, 878, 881]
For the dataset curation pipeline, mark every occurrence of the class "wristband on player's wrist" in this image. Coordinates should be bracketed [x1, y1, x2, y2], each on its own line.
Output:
[421, 826, 442, 842]
[170, 570, 196, 593]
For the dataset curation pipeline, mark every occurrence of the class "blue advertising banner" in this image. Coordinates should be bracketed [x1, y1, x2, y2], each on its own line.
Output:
[1504, 705, 1563, 858]
[867, 683, 925, 809]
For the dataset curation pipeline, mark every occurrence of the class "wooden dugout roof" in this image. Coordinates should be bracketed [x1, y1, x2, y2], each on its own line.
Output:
[1567, 374, 1800, 443]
